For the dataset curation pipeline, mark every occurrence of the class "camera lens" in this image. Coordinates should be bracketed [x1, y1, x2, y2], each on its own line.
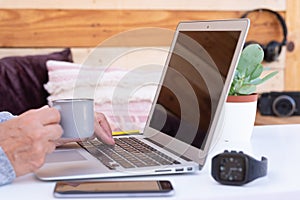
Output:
[272, 95, 296, 117]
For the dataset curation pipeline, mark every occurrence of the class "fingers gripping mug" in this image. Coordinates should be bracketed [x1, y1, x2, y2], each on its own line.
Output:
[52, 99, 94, 139]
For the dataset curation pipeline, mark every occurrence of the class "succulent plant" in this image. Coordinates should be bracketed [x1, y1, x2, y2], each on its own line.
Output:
[229, 43, 278, 96]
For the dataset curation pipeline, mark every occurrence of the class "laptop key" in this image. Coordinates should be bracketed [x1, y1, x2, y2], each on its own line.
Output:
[119, 137, 180, 165]
[81, 137, 181, 169]
[81, 147, 118, 169]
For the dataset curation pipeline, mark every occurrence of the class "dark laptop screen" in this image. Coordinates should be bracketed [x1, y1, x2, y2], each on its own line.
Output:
[149, 30, 241, 149]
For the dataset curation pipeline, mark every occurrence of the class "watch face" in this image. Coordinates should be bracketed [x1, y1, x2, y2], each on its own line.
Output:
[218, 155, 246, 182]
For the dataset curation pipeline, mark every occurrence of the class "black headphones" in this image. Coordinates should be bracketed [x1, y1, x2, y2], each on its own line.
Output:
[241, 8, 288, 62]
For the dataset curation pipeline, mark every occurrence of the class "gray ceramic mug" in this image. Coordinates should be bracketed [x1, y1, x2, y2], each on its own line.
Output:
[52, 98, 94, 139]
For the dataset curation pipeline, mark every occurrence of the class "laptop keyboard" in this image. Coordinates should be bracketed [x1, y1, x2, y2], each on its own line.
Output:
[79, 137, 181, 170]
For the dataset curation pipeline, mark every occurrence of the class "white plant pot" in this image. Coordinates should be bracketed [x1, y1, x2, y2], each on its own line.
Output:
[212, 94, 258, 148]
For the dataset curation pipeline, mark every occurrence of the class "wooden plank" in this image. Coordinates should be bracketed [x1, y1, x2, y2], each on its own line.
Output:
[0, 48, 68, 58]
[0, 48, 93, 64]
[255, 112, 300, 125]
[0, 0, 286, 11]
[256, 69, 285, 93]
[0, 9, 287, 48]
[256, 48, 286, 93]
[0, 47, 169, 67]
[285, 0, 300, 91]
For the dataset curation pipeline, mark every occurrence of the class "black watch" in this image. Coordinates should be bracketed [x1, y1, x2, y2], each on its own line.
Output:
[211, 150, 268, 186]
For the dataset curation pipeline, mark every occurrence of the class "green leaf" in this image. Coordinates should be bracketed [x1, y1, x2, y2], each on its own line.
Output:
[228, 86, 235, 96]
[250, 71, 278, 85]
[250, 64, 263, 80]
[236, 84, 256, 95]
[237, 44, 264, 74]
[250, 78, 264, 85]
[260, 71, 278, 83]
[235, 79, 243, 89]
[236, 63, 246, 77]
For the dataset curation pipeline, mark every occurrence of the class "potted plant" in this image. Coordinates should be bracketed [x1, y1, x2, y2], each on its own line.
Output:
[219, 43, 278, 143]
[228, 43, 278, 98]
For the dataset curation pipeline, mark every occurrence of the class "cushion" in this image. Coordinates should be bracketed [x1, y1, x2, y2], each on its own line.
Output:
[0, 48, 73, 115]
[44, 60, 161, 132]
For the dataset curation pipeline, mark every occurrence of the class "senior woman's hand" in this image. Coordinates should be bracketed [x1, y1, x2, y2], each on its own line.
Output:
[55, 112, 115, 146]
[93, 112, 115, 145]
[0, 106, 63, 177]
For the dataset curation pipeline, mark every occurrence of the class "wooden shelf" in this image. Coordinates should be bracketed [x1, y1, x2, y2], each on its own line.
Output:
[255, 111, 300, 125]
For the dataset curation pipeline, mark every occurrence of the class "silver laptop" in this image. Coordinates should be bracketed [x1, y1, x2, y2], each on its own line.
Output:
[36, 19, 249, 181]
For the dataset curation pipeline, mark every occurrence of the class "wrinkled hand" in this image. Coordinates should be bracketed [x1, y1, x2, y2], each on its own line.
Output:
[55, 112, 115, 146]
[93, 112, 115, 145]
[0, 106, 62, 177]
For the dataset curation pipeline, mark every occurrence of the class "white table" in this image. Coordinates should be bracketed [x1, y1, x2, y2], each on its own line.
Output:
[1, 124, 300, 200]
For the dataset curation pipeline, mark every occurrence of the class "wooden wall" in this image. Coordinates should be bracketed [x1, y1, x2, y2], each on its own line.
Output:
[285, 0, 300, 91]
[1, 0, 300, 125]
[0, 1, 287, 48]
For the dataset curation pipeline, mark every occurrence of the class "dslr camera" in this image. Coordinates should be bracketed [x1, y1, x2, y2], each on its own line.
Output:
[258, 91, 300, 117]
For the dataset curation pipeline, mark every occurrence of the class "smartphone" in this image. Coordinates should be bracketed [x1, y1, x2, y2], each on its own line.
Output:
[53, 180, 174, 198]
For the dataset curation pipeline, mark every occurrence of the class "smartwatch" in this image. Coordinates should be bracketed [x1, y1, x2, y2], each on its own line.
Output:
[211, 150, 268, 186]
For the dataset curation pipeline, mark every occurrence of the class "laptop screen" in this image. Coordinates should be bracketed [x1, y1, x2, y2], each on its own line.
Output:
[149, 30, 241, 149]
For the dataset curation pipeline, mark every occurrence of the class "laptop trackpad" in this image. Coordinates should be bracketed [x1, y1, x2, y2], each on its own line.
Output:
[45, 150, 87, 163]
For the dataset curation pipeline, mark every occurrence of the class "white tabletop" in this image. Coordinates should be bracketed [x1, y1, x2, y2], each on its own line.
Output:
[1, 124, 300, 200]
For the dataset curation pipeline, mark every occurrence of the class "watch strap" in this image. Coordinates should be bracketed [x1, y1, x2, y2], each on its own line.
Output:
[247, 155, 268, 183]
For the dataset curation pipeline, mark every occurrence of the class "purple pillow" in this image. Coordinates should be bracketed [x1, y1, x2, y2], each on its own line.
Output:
[0, 48, 73, 115]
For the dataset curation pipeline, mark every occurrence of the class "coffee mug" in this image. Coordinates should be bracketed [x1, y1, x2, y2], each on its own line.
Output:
[52, 98, 94, 139]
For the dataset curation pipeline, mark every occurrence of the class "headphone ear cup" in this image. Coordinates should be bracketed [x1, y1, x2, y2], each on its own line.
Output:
[264, 41, 282, 62]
